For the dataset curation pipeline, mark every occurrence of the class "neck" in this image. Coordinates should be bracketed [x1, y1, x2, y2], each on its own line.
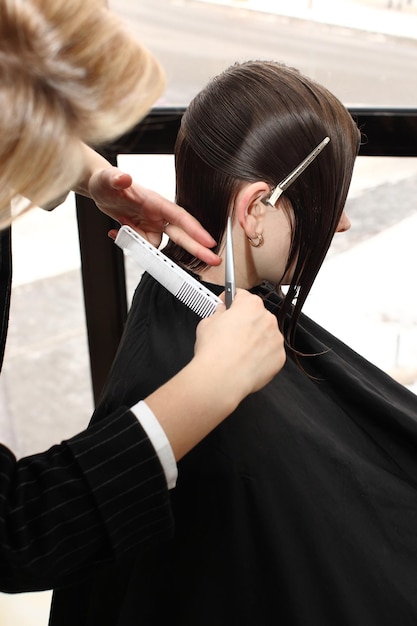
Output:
[198, 222, 260, 289]
[198, 247, 258, 290]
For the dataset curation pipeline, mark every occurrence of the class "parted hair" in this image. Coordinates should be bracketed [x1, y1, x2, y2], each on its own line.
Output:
[0, 0, 165, 227]
[165, 60, 361, 346]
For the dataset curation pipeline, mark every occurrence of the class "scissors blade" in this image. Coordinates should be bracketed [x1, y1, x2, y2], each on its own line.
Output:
[225, 216, 236, 309]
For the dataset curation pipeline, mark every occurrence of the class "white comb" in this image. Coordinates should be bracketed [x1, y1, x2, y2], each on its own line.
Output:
[115, 225, 222, 318]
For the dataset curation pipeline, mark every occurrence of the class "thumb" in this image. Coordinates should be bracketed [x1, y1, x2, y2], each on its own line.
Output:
[111, 171, 133, 190]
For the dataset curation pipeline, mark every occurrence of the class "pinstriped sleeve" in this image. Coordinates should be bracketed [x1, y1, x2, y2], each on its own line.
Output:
[0, 407, 173, 593]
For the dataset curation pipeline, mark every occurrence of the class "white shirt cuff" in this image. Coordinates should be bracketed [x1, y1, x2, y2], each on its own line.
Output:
[131, 400, 178, 490]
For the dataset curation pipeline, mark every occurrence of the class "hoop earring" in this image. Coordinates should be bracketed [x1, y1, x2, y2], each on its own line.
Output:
[247, 233, 264, 248]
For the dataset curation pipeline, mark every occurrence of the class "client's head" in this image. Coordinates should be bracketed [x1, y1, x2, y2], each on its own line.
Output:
[0, 0, 165, 226]
[165, 60, 361, 343]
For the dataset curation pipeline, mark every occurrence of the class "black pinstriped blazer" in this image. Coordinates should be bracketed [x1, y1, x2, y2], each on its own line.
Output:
[0, 228, 173, 593]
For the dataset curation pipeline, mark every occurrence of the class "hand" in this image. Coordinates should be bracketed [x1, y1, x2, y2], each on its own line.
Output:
[194, 289, 285, 401]
[145, 288, 285, 460]
[88, 166, 221, 266]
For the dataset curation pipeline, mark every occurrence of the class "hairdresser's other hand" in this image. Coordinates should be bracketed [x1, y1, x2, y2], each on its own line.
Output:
[88, 166, 221, 266]
[195, 289, 285, 399]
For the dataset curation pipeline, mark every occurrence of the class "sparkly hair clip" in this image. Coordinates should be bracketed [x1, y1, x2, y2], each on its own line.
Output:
[262, 136, 331, 207]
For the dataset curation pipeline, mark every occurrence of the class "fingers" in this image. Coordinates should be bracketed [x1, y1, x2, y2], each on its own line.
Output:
[165, 222, 221, 266]
[139, 187, 217, 247]
[141, 187, 216, 245]
[110, 171, 133, 190]
[90, 170, 221, 266]
[145, 231, 164, 248]
[194, 288, 285, 399]
[89, 167, 130, 199]
[107, 228, 163, 248]
[217, 288, 259, 309]
[118, 183, 222, 263]
[109, 219, 220, 266]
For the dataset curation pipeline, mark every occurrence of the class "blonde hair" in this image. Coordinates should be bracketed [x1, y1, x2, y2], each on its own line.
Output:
[0, 0, 165, 227]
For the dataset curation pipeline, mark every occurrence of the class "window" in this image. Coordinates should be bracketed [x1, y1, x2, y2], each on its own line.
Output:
[110, 0, 417, 107]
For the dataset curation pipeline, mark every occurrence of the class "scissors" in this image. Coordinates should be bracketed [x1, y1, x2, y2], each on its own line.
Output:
[225, 216, 236, 309]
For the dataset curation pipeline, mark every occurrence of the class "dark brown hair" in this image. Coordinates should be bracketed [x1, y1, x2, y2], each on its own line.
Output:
[165, 60, 361, 348]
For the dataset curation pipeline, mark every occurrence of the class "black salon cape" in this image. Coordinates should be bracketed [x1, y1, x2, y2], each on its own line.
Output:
[50, 272, 417, 626]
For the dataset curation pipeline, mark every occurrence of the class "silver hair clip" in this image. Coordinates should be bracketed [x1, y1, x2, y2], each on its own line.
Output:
[262, 136, 330, 207]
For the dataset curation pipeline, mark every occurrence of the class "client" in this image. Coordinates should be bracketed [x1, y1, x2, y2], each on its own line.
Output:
[50, 60, 417, 626]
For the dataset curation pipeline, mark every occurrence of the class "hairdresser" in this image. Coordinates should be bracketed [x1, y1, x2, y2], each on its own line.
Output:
[0, 0, 285, 592]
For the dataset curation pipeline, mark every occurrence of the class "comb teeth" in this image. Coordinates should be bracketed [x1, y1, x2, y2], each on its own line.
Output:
[115, 225, 222, 318]
[176, 282, 220, 318]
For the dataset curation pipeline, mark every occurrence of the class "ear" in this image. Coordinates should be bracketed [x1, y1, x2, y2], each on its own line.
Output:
[234, 182, 271, 240]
